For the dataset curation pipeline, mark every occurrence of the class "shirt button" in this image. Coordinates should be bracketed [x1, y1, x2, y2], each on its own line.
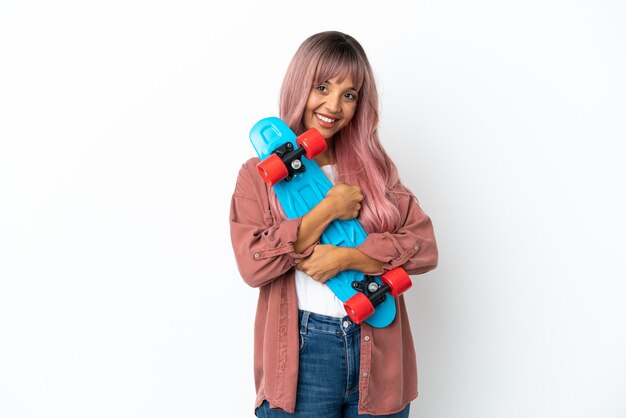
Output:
[363, 372, 369, 378]
[254, 252, 260, 259]
[364, 336, 370, 341]
[414, 245, 420, 251]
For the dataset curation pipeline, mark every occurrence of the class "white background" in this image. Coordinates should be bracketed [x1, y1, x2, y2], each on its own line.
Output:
[1, 1, 625, 417]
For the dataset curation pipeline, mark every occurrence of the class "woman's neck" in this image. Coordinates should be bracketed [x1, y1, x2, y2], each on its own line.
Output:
[314, 152, 332, 167]
[314, 138, 334, 166]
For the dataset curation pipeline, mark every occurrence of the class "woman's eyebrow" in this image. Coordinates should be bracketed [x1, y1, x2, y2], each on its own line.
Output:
[323, 79, 356, 91]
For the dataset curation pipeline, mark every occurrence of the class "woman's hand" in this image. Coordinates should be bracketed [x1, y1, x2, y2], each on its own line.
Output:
[325, 183, 363, 220]
[295, 244, 346, 283]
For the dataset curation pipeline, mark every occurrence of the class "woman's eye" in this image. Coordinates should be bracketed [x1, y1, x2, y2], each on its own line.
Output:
[344, 92, 357, 101]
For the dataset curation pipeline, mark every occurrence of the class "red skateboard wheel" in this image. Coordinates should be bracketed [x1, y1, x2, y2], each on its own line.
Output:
[344, 292, 375, 324]
[296, 128, 327, 159]
[257, 154, 288, 186]
[381, 267, 412, 297]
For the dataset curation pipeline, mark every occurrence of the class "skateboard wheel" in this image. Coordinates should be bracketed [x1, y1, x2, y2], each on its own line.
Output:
[257, 154, 288, 186]
[344, 292, 375, 325]
[296, 128, 327, 159]
[381, 267, 412, 297]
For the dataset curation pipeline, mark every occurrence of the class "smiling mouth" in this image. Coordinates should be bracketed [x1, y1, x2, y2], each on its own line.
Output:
[315, 113, 337, 124]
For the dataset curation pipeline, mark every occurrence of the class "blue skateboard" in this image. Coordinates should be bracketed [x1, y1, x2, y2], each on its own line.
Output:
[249, 117, 411, 327]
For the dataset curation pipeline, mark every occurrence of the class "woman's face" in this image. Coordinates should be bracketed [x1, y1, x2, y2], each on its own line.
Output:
[303, 75, 358, 140]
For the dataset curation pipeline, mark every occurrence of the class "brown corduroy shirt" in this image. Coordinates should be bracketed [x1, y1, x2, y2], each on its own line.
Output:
[230, 157, 438, 415]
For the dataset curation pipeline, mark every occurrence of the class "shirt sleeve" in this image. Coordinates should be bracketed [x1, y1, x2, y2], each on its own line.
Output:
[229, 158, 318, 288]
[357, 189, 438, 276]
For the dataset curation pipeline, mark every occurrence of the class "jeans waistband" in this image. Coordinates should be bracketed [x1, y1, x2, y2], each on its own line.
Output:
[298, 309, 360, 336]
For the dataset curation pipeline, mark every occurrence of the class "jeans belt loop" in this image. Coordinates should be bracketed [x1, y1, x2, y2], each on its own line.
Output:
[300, 310, 310, 336]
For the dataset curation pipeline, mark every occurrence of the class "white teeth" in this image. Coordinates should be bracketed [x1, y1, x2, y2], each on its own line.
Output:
[315, 113, 336, 123]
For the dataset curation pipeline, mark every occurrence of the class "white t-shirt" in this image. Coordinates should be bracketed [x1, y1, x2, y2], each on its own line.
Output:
[294, 164, 347, 317]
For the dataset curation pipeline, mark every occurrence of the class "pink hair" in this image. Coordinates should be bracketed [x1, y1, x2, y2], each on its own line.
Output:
[273, 31, 408, 234]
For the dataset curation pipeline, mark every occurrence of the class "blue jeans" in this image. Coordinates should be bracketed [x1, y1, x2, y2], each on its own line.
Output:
[255, 310, 410, 418]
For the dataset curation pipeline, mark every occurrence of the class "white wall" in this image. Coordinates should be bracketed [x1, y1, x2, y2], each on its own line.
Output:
[1, 1, 624, 417]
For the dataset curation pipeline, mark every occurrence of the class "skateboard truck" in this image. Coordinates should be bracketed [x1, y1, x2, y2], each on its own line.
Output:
[344, 267, 412, 324]
[270, 142, 307, 182]
[351, 276, 388, 307]
[256, 128, 327, 186]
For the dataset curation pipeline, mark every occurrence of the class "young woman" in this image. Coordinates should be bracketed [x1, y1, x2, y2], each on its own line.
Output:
[230, 31, 438, 418]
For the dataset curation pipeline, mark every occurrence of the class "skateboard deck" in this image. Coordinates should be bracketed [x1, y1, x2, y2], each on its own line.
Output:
[249, 117, 404, 328]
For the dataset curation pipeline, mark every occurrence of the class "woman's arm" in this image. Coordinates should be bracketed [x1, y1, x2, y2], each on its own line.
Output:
[230, 159, 317, 288]
[296, 188, 438, 281]
[230, 159, 365, 287]
[357, 190, 439, 276]
[294, 183, 363, 253]
[296, 245, 384, 283]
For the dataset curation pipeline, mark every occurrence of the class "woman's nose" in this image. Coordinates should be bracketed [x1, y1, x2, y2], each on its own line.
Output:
[324, 93, 342, 114]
